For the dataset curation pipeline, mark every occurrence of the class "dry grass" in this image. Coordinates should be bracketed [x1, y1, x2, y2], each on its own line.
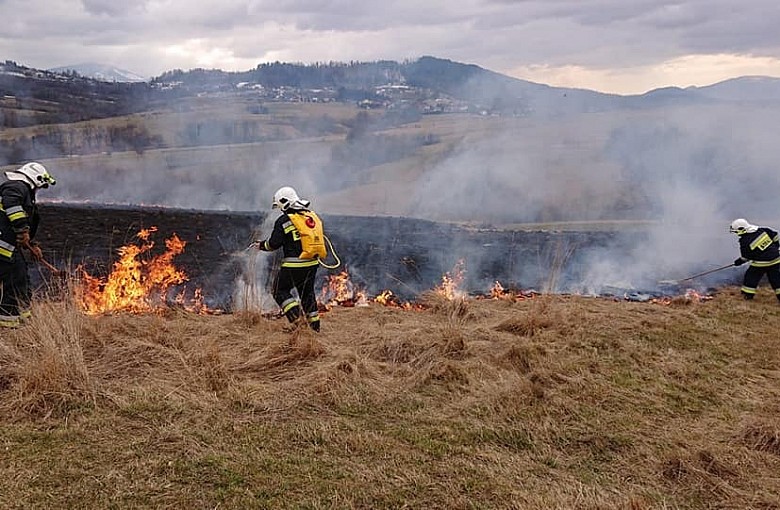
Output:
[2, 285, 780, 508]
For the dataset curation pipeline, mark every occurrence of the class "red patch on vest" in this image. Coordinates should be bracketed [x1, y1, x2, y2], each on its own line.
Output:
[305, 216, 316, 228]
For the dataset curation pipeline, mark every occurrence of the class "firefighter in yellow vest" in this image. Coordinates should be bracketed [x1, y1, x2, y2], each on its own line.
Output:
[254, 186, 327, 331]
[730, 218, 780, 301]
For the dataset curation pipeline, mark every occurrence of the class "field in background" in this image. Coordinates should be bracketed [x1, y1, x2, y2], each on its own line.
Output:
[0, 99, 680, 220]
[6, 98, 780, 225]
[2, 287, 780, 508]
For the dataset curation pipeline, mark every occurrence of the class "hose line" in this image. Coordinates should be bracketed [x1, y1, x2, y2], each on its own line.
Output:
[318, 235, 341, 269]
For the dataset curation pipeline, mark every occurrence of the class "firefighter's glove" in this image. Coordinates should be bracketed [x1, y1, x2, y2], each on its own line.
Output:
[16, 231, 42, 261]
[734, 258, 747, 266]
[250, 240, 268, 251]
[16, 230, 31, 247]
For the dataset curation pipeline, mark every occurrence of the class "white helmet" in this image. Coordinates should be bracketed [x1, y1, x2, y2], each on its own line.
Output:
[6, 162, 56, 189]
[272, 186, 310, 211]
[729, 218, 758, 235]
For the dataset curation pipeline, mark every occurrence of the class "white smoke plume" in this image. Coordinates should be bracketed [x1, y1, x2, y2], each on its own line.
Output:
[25, 102, 780, 296]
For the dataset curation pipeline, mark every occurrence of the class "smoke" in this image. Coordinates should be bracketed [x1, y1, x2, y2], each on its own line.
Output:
[231, 211, 280, 312]
[232, 252, 277, 313]
[404, 104, 780, 292]
[15, 99, 780, 296]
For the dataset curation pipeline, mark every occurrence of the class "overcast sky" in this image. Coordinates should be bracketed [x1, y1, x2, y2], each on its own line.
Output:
[2, 0, 780, 94]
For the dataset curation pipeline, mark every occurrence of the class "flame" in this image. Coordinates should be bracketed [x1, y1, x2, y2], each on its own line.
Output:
[373, 289, 425, 311]
[433, 259, 466, 300]
[649, 288, 713, 305]
[489, 280, 506, 299]
[320, 270, 368, 308]
[375, 289, 394, 305]
[483, 280, 537, 301]
[683, 289, 712, 302]
[76, 228, 212, 314]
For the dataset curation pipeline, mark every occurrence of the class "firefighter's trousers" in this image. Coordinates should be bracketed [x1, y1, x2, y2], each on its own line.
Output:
[273, 265, 320, 331]
[741, 263, 780, 301]
[0, 253, 31, 327]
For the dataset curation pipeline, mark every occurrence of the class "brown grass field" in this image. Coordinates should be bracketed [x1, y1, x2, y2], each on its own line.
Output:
[2, 286, 780, 509]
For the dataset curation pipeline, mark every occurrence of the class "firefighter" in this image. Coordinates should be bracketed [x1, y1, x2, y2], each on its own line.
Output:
[254, 186, 326, 332]
[0, 162, 56, 327]
[730, 218, 780, 301]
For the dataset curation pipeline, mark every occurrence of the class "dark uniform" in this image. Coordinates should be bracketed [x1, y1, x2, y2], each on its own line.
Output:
[0, 177, 40, 326]
[259, 209, 322, 331]
[734, 226, 780, 300]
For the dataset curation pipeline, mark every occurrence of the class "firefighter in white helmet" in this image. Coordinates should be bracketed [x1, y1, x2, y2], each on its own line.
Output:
[0, 162, 56, 327]
[729, 218, 780, 301]
[253, 186, 327, 331]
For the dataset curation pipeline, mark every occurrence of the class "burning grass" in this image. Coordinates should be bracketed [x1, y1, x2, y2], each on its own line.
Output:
[2, 286, 780, 508]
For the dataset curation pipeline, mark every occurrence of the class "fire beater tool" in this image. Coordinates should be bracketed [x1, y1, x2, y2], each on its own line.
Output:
[658, 262, 736, 285]
[38, 257, 60, 274]
[27, 247, 68, 277]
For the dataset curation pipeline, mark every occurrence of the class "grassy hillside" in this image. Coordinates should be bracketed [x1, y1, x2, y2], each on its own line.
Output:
[2, 287, 780, 508]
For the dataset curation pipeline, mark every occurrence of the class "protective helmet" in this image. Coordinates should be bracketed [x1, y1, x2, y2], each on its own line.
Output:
[272, 186, 310, 211]
[6, 162, 56, 189]
[729, 218, 758, 235]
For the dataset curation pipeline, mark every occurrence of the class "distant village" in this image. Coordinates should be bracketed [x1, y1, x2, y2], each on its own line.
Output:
[155, 79, 484, 115]
[0, 59, 515, 118]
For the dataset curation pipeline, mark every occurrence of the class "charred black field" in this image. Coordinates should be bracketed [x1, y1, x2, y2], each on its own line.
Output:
[36, 202, 674, 309]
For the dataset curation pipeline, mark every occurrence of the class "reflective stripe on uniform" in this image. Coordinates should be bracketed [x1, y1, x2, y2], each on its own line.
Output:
[0, 313, 21, 328]
[283, 223, 296, 234]
[306, 311, 320, 323]
[750, 257, 780, 267]
[750, 232, 773, 250]
[4, 205, 26, 222]
[281, 298, 300, 313]
[0, 239, 15, 260]
[281, 257, 319, 268]
[741, 286, 757, 294]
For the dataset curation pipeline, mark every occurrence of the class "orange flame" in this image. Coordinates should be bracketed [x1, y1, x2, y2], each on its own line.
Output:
[373, 289, 425, 311]
[320, 270, 368, 308]
[375, 289, 394, 305]
[76, 228, 211, 314]
[482, 280, 537, 302]
[490, 280, 506, 299]
[433, 259, 466, 300]
[649, 288, 713, 306]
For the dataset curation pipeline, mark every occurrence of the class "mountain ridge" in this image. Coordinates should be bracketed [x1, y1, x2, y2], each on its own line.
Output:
[3, 56, 780, 126]
[48, 62, 147, 83]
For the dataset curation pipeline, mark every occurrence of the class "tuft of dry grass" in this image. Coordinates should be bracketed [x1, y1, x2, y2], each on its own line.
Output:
[494, 295, 560, 337]
[2, 286, 780, 508]
[1, 299, 95, 418]
[742, 421, 780, 456]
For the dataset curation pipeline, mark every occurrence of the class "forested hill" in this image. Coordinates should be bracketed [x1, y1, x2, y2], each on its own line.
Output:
[0, 56, 709, 129]
[5, 56, 780, 130]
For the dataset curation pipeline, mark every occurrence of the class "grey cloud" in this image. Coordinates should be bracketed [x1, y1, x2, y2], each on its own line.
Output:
[81, 0, 147, 16]
[676, 7, 780, 55]
[249, 0, 477, 31]
[2, 0, 780, 89]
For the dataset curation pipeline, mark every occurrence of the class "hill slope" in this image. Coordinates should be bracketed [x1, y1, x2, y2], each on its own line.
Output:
[48, 62, 147, 83]
[2, 288, 779, 508]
